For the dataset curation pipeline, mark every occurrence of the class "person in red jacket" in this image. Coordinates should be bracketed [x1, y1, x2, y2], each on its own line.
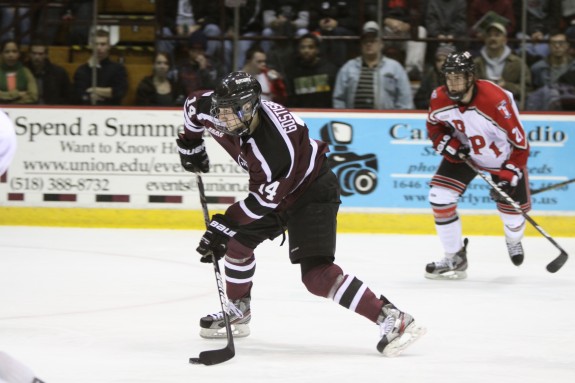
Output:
[241, 45, 287, 104]
[424, 51, 530, 280]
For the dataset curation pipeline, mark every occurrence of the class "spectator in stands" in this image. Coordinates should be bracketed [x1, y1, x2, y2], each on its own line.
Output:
[177, 29, 225, 99]
[333, 21, 413, 109]
[513, 0, 562, 67]
[36, 0, 93, 45]
[469, 0, 516, 37]
[265, 37, 295, 80]
[136, 51, 184, 107]
[0, 1, 33, 44]
[365, 0, 428, 80]
[73, 29, 128, 105]
[67, 0, 93, 45]
[223, 0, 264, 71]
[530, 31, 575, 90]
[413, 44, 456, 109]
[309, 0, 359, 67]
[157, 0, 221, 63]
[548, 61, 575, 110]
[0, 39, 38, 104]
[562, 0, 575, 41]
[473, 22, 532, 106]
[25, 41, 72, 105]
[425, 0, 467, 50]
[241, 45, 287, 104]
[261, 1, 310, 53]
[284, 33, 338, 108]
[526, 31, 575, 110]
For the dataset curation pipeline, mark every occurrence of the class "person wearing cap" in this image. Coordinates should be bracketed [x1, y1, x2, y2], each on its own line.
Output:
[473, 22, 532, 106]
[176, 29, 225, 100]
[469, 0, 515, 37]
[414, 44, 456, 109]
[333, 21, 413, 109]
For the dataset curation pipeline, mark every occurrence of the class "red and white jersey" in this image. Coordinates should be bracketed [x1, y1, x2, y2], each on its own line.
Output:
[427, 80, 529, 172]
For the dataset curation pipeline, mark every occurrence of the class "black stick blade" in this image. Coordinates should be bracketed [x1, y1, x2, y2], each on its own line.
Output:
[546, 251, 568, 273]
[189, 346, 235, 366]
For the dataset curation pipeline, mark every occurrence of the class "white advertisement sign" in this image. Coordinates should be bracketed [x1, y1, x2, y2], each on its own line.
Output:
[1, 107, 247, 209]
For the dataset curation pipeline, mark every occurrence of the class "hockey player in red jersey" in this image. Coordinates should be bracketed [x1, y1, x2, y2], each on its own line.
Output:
[425, 51, 531, 280]
[176, 72, 425, 356]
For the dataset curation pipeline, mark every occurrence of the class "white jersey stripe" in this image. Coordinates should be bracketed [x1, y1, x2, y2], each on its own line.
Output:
[349, 283, 368, 312]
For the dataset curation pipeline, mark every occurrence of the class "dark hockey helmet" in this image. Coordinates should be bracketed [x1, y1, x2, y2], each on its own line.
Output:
[441, 51, 476, 101]
[210, 71, 262, 136]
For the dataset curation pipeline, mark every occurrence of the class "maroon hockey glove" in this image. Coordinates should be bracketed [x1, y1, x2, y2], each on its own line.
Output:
[435, 134, 469, 162]
[197, 214, 237, 263]
[490, 162, 522, 202]
[176, 134, 209, 173]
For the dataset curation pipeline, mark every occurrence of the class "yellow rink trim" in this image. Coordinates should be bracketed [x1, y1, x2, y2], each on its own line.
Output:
[0, 207, 574, 237]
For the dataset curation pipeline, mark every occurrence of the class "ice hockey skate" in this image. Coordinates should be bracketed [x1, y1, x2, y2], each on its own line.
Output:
[506, 239, 524, 266]
[425, 238, 469, 280]
[376, 303, 426, 357]
[199, 295, 251, 339]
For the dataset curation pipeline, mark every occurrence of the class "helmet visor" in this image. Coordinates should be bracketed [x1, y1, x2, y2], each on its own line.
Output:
[210, 93, 257, 136]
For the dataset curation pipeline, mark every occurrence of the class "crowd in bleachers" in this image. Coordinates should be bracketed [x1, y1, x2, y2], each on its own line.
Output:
[1, 0, 575, 110]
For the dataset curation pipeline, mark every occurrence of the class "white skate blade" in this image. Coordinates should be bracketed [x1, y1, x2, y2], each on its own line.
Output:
[424, 270, 467, 280]
[382, 322, 427, 357]
[199, 324, 250, 339]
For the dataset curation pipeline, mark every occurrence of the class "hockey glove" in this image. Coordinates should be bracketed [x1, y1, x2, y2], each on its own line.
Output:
[176, 134, 209, 173]
[435, 134, 470, 162]
[197, 214, 237, 263]
[490, 162, 522, 203]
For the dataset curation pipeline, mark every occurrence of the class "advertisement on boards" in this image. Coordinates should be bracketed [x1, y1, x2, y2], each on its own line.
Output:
[302, 112, 574, 212]
[0, 108, 573, 213]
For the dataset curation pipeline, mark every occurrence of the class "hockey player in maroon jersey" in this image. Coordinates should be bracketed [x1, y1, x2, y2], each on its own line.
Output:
[425, 51, 531, 280]
[176, 71, 425, 356]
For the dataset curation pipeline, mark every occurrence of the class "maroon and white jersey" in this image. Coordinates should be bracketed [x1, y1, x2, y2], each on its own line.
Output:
[182, 93, 329, 225]
[427, 80, 529, 172]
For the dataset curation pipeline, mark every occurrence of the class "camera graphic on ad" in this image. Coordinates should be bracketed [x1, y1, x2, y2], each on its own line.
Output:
[320, 121, 378, 197]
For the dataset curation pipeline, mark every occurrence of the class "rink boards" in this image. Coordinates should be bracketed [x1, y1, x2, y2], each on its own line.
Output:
[0, 106, 573, 236]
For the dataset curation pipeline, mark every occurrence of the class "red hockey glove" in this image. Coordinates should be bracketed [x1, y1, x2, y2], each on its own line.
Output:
[176, 134, 209, 173]
[197, 214, 237, 263]
[435, 134, 470, 162]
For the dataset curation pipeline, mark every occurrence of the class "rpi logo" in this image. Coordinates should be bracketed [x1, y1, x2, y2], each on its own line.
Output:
[319, 121, 378, 197]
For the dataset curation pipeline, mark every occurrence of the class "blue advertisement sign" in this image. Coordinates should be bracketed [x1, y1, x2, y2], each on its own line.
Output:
[300, 111, 574, 212]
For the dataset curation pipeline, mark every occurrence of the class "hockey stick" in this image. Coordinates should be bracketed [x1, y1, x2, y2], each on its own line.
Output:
[531, 178, 575, 195]
[461, 156, 568, 273]
[189, 172, 235, 366]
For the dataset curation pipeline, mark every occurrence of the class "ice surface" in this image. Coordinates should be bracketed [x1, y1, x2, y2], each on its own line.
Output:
[1, 226, 574, 383]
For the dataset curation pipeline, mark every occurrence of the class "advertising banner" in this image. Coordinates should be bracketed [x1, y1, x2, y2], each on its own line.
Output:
[1, 107, 573, 213]
[303, 112, 574, 212]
